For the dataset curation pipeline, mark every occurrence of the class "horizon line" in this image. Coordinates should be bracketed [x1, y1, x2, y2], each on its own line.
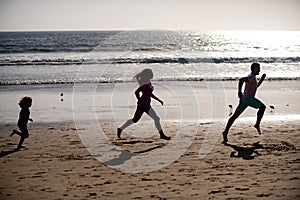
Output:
[1, 28, 300, 33]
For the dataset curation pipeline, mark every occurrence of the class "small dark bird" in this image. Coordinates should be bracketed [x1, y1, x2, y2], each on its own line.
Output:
[229, 104, 233, 116]
[60, 93, 64, 102]
[269, 105, 275, 113]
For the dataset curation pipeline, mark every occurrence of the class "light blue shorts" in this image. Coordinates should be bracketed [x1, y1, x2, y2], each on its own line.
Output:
[236, 97, 264, 112]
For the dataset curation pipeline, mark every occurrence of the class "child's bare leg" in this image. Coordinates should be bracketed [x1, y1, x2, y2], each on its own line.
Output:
[117, 107, 143, 139]
[17, 137, 26, 149]
[117, 119, 134, 138]
[10, 130, 21, 137]
[148, 108, 170, 140]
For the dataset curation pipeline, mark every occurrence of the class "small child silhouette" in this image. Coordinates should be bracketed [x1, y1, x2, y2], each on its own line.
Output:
[11, 96, 33, 150]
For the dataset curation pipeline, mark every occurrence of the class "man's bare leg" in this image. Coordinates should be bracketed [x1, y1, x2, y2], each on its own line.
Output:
[222, 111, 242, 144]
[254, 105, 266, 135]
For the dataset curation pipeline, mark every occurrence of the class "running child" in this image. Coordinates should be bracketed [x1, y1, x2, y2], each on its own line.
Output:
[11, 96, 33, 149]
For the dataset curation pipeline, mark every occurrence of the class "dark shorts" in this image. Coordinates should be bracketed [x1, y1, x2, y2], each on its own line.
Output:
[236, 97, 264, 112]
[18, 125, 29, 138]
[132, 104, 151, 122]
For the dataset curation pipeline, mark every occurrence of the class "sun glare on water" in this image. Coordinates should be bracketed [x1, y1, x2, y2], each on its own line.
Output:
[225, 31, 299, 47]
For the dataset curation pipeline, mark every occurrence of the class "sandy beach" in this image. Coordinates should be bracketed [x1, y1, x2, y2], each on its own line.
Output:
[0, 119, 300, 200]
[0, 80, 300, 199]
[1, 3, 300, 199]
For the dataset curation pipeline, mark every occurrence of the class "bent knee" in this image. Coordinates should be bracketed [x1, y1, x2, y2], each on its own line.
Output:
[132, 118, 139, 123]
[260, 104, 266, 110]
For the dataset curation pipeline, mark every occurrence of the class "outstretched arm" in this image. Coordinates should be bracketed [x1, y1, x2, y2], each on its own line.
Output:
[151, 94, 163, 105]
[238, 77, 248, 98]
[257, 74, 266, 88]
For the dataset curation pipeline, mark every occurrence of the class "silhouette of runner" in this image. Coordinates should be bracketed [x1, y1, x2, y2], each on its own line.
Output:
[117, 69, 171, 140]
[11, 96, 33, 149]
[223, 63, 266, 144]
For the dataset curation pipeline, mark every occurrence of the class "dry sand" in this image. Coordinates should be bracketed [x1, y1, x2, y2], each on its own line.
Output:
[1, 119, 300, 200]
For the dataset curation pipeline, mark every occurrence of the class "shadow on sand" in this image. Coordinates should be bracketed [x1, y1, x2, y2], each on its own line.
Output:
[224, 142, 263, 160]
[104, 145, 163, 166]
[0, 148, 20, 158]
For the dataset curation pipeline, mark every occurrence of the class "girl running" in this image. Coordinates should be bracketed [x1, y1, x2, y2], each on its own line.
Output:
[117, 69, 170, 140]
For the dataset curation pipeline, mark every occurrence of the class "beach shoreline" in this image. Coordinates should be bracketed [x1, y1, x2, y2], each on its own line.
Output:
[0, 80, 299, 124]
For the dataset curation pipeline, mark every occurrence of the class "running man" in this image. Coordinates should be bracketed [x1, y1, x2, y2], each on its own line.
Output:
[222, 63, 266, 144]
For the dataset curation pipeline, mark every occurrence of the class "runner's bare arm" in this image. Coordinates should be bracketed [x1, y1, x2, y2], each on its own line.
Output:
[238, 77, 248, 98]
[151, 94, 163, 105]
[257, 74, 266, 88]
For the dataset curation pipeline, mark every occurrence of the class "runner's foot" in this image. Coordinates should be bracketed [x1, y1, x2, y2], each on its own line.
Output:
[254, 124, 261, 135]
[117, 128, 122, 139]
[16, 145, 24, 150]
[222, 131, 228, 144]
[160, 135, 171, 140]
[159, 130, 171, 140]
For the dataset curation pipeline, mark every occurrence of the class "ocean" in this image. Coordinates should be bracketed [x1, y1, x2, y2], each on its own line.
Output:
[0, 30, 299, 85]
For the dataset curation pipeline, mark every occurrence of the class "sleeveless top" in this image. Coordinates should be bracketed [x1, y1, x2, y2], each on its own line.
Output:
[243, 74, 257, 97]
[138, 83, 154, 107]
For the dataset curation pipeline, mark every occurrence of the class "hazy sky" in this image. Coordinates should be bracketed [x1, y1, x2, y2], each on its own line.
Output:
[0, 0, 299, 31]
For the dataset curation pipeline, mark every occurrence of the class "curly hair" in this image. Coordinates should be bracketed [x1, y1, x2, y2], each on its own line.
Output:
[19, 96, 32, 108]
